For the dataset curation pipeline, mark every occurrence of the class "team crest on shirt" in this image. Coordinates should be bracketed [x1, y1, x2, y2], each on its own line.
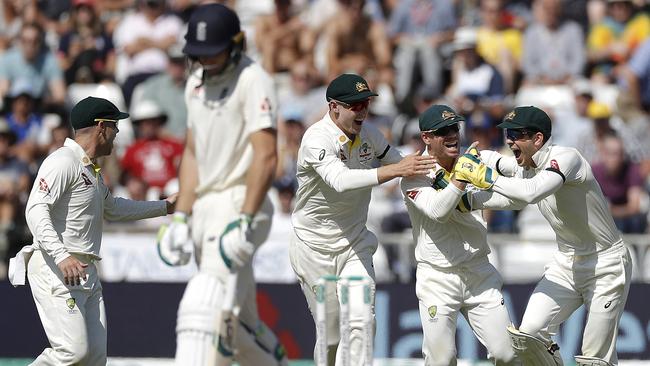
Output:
[38, 178, 51, 196]
[428, 305, 437, 319]
[66, 298, 78, 314]
[81, 172, 93, 186]
[550, 159, 560, 170]
[359, 142, 373, 161]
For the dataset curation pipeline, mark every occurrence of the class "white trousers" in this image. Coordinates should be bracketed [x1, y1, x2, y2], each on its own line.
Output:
[416, 257, 516, 366]
[520, 244, 632, 364]
[28, 250, 106, 366]
[289, 230, 377, 366]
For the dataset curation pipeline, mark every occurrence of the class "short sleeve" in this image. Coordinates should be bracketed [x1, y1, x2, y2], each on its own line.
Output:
[242, 67, 277, 133]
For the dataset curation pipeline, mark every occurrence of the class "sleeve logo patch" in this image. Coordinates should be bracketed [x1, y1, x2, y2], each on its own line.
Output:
[81, 172, 93, 186]
[260, 97, 272, 112]
[406, 189, 420, 200]
[38, 178, 51, 195]
[550, 159, 559, 170]
[319, 149, 326, 161]
[339, 148, 347, 162]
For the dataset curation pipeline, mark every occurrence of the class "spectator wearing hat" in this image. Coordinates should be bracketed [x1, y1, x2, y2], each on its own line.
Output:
[0, 22, 66, 108]
[120, 100, 183, 191]
[130, 43, 188, 138]
[290, 73, 435, 365]
[57, 0, 116, 84]
[447, 27, 506, 123]
[13, 96, 175, 366]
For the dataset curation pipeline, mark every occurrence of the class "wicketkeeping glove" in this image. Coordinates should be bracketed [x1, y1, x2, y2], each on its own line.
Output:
[432, 169, 473, 212]
[157, 212, 193, 266]
[219, 213, 256, 269]
[452, 153, 498, 190]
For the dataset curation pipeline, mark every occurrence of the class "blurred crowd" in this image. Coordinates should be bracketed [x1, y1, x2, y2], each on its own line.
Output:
[1, 0, 650, 278]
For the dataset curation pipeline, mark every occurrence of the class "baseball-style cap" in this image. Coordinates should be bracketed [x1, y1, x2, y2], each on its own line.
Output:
[70, 96, 129, 130]
[497, 106, 552, 137]
[419, 105, 464, 131]
[326, 74, 378, 104]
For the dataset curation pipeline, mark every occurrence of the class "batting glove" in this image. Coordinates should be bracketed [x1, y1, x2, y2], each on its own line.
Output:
[157, 212, 193, 266]
[219, 213, 255, 269]
[452, 153, 498, 190]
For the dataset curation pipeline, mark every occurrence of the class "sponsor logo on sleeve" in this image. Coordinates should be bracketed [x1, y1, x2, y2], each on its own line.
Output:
[81, 172, 93, 186]
[339, 148, 347, 162]
[319, 149, 326, 161]
[550, 159, 560, 170]
[260, 97, 271, 112]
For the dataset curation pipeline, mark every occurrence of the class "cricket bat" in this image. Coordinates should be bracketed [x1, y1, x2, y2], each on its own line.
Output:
[215, 272, 239, 366]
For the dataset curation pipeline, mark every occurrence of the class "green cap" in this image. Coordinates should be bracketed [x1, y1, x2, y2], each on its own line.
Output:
[497, 106, 552, 137]
[70, 96, 129, 130]
[326, 74, 378, 104]
[419, 104, 464, 131]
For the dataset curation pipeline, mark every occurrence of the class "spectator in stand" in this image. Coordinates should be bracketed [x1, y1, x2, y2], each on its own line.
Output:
[112, 0, 183, 107]
[476, 0, 523, 93]
[0, 22, 66, 109]
[0, 117, 30, 270]
[388, 0, 456, 104]
[551, 80, 595, 149]
[447, 27, 506, 123]
[588, 0, 650, 82]
[121, 100, 183, 194]
[618, 37, 650, 112]
[592, 133, 648, 233]
[131, 43, 187, 139]
[275, 109, 306, 182]
[0, 0, 26, 51]
[277, 59, 327, 125]
[577, 101, 650, 167]
[254, 0, 311, 74]
[522, 0, 585, 85]
[4, 79, 47, 164]
[57, 0, 116, 85]
[324, 0, 393, 85]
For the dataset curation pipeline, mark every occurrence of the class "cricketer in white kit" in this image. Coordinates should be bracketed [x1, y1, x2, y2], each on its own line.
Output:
[457, 106, 632, 366]
[290, 73, 436, 366]
[400, 105, 517, 366]
[157, 4, 288, 366]
[20, 96, 174, 365]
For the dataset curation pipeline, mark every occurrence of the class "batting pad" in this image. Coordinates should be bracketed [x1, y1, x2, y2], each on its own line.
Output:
[507, 326, 564, 366]
[175, 273, 225, 366]
[574, 356, 613, 366]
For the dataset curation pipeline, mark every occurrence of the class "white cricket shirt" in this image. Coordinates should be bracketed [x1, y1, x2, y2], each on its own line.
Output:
[292, 112, 402, 252]
[481, 141, 622, 256]
[25, 138, 167, 264]
[185, 56, 277, 195]
[400, 151, 491, 269]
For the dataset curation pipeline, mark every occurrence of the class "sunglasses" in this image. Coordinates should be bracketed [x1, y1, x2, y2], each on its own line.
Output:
[505, 128, 535, 141]
[425, 124, 460, 137]
[94, 118, 119, 129]
[333, 99, 370, 112]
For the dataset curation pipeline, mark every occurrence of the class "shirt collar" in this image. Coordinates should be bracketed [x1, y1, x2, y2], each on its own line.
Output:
[531, 137, 554, 168]
[323, 112, 362, 147]
[64, 138, 99, 173]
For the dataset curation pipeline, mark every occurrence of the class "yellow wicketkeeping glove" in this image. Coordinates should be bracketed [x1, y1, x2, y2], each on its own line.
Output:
[432, 169, 473, 213]
[452, 153, 498, 190]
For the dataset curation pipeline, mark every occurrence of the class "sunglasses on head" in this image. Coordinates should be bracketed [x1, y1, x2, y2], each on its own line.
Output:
[332, 99, 370, 112]
[505, 128, 536, 141]
[425, 123, 460, 137]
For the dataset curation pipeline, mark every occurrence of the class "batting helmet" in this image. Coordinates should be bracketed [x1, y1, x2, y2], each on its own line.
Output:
[183, 3, 243, 58]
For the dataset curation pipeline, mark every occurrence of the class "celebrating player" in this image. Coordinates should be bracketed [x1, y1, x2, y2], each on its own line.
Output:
[157, 4, 287, 366]
[290, 73, 436, 365]
[457, 106, 632, 366]
[400, 105, 517, 365]
[19, 96, 175, 365]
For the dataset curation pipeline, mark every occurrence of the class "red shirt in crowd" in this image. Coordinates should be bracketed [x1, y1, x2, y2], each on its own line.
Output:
[121, 138, 183, 188]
